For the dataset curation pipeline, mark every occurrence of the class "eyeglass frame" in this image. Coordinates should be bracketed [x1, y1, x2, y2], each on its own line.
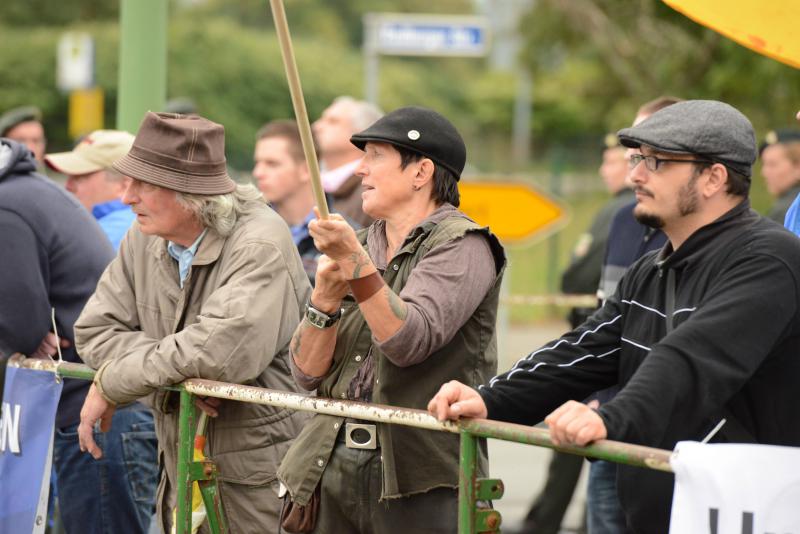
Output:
[628, 153, 715, 172]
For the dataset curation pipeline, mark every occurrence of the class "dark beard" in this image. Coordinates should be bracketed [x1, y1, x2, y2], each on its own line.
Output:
[634, 209, 664, 229]
[677, 175, 700, 216]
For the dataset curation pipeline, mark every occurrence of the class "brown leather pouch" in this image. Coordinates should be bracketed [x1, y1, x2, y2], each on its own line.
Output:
[280, 484, 320, 534]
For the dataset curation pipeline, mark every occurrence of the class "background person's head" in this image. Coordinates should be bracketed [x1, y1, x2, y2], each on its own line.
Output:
[634, 96, 684, 126]
[0, 106, 46, 162]
[759, 130, 800, 197]
[45, 130, 135, 211]
[112, 112, 262, 246]
[349, 106, 464, 219]
[313, 96, 382, 169]
[253, 120, 317, 219]
[599, 134, 628, 194]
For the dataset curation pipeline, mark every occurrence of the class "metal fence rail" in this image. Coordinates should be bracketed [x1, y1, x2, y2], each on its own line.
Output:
[11, 356, 673, 533]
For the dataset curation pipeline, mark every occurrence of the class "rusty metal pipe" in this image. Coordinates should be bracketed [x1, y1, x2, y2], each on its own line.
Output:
[184, 378, 673, 472]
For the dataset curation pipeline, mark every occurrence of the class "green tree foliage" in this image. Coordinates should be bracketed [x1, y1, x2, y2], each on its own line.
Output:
[520, 0, 800, 137]
[0, 10, 511, 172]
[0, 0, 118, 26]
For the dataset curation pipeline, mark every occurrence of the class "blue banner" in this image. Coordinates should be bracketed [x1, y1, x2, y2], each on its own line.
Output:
[0, 366, 62, 534]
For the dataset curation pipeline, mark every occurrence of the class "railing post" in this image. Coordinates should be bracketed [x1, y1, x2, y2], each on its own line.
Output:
[176, 388, 198, 534]
[459, 430, 479, 534]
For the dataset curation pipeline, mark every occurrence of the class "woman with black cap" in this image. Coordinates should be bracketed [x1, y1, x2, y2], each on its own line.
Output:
[277, 106, 506, 533]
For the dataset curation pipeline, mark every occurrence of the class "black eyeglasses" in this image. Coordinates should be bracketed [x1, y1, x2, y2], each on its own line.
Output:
[629, 154, 714, 172]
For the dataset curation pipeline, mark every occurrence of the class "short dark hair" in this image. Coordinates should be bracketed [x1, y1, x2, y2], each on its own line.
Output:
[255, 120, 319, 162]
[724, 166, 750, 197]
[396, 146, 460, 207]
[692, 161, 750, 197]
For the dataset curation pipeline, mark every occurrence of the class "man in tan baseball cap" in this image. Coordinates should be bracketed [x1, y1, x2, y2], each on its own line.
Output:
[45, 130, 136, 249]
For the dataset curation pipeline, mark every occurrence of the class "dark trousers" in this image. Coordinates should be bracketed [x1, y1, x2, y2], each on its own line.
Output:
[312, 442, 458, 534]
[516, 451, 585, 534]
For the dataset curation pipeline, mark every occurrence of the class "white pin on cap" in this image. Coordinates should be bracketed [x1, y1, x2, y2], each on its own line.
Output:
[407, 130, 420, 141]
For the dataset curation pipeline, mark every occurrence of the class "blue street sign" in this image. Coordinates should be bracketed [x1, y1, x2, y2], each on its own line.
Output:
[371, 15, 490, 57]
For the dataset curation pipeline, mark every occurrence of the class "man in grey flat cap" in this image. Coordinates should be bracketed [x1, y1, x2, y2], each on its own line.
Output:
[430, 100, 800, 534]
[73, 112, 310, 533]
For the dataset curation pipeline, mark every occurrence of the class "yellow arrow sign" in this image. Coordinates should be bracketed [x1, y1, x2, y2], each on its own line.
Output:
[664, 0, 800, 69]
[459, 180, 567, 245]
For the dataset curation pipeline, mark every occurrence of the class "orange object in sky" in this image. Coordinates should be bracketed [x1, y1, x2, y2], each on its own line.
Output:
[664, 0, 800, 69]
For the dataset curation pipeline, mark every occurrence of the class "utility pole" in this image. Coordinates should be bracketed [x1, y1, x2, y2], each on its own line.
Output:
[117, 0, 168, 132]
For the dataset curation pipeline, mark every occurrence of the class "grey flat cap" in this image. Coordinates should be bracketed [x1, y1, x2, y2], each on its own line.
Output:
[617, 100, 756, 178]
[0, 105, 42, 137]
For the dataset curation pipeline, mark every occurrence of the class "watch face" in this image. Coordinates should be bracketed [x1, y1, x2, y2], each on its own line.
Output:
[306, 306, 330, 328]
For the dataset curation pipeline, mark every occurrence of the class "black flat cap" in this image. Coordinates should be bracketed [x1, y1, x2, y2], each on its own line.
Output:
[350, 105, 466, 179]
[618, 100, 756, 178]
[0, 105, 42, 137]
[759, 129, 800, 155]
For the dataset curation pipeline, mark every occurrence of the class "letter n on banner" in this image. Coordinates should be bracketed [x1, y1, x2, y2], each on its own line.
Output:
[669, 441, 800, 533]
[0, 366, 63, 534]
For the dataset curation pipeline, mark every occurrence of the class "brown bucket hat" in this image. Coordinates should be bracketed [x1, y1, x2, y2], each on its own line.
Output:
[113, 112, 236, 195]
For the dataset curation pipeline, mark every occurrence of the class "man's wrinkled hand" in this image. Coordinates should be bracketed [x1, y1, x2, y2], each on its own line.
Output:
[30, 332, 70, 359]
[78, 384, 116, 459]
[195, 396, 222, 417]
[544, 400, 607, 447]
[427, 380, 488, 422]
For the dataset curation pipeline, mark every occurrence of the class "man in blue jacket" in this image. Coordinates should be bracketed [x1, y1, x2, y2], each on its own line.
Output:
[430, 100, 800, 534]
[45, 130, 136, 250]
[0, 137, 158, 534]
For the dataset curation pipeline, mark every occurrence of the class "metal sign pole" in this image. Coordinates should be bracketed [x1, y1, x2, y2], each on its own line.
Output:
[268, 0, 329, 219]
[363, 14, 380, 105]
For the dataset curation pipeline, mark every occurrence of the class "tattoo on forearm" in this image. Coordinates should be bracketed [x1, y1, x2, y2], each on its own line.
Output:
[350, 249, 371, 279]
[386, 287, 408, 320]
[290, 323, 305, 356]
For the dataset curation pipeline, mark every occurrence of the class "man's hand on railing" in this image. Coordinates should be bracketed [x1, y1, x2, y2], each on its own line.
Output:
[427, 380, 488, 421]
[195, 396, 222, 417]
[545, 399, 607, 447]
[78, 384, 116, 459]
[30, 332, 70, 359]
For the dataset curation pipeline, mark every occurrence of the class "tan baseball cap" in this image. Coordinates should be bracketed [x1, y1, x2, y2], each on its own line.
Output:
[45, 130, 135, 175]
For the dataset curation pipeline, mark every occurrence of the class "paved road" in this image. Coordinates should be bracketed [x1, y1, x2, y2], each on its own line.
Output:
[490, 320, 588, 532]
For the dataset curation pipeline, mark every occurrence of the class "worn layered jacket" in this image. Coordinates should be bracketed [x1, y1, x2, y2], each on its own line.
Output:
[74, 204, 311, 533]
[482, 200, 800, 533]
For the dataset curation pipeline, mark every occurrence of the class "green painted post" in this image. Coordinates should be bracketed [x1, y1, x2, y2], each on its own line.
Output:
[117, 0, 167, 132]
[458, 430, 479, 534]
[176, 388, 197, 534]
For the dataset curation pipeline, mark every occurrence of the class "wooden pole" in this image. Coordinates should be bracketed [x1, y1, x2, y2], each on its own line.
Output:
[268, 0, 329, 218]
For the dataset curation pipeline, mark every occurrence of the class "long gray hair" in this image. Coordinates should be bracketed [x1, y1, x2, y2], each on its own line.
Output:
[175, 184, 265, 237]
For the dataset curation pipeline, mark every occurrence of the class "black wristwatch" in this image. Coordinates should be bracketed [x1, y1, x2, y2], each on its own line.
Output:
[305, 301, 342, 329]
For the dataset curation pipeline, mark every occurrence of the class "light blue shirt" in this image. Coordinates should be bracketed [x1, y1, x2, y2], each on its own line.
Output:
[289, 209, 315, 247]
[91, 199, 136, 250]
[167, 229, 208, 288]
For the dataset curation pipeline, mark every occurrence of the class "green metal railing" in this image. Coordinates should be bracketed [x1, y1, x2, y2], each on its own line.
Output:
[11, 356, 673, 533]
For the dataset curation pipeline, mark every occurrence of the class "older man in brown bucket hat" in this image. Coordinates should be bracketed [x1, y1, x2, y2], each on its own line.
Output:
[73, 112, 311, 533]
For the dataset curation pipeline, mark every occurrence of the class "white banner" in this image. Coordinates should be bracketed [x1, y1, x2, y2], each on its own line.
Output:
[669, 441, 800, 534]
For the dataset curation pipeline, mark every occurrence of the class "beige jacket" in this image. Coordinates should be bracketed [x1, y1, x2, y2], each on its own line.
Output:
[74, 204, 311, 532]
